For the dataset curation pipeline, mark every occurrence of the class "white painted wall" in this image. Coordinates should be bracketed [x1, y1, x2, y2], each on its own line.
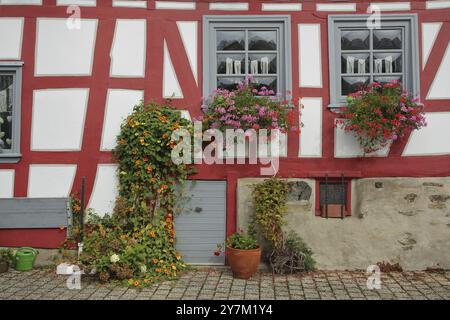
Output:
[426, 1, 450, 9]
[427, 43, 450, 99]
[31, 89, 89, 151]
[403, 112, 450, 156]
[299, 98, 322, 157]
[298, 24, 322, 88]
[209, 2, 248, 10]
[28, 164, 77, 198]
[0, 169, 14, 198]
[110, 19, 146, 78]
[369, 2, 411, 11]
[0, 18, 23, 60]
[88, 164, 119, 216]
[176, 21, 198, 84]
[100, 89, 144, 151]
[163, 40, 183, 98]
[0, 0, 41, 4]
[155, 1, 196, 10]
[261, 3, 302, 11]
[422, 22, 442, 69]
[56, 0, 96, 6]
[35, 18, 97, 76]
[316, 3, 356, 11]
[112, 0, 147, 8]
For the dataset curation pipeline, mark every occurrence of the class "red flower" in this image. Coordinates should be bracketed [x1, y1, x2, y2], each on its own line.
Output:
[214, 251, 221, 257]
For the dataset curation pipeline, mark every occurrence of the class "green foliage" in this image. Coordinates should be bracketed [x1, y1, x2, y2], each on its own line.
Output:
[0, 248, 14, 264]
[251, 178, 316, 273]
[80, 101, 194, 287]
[226, 229, 259, 250]
[252, 177, 289, 251]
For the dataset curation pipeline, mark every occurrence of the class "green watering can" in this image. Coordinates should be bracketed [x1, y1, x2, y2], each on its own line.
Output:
[14, 247, 38, 271]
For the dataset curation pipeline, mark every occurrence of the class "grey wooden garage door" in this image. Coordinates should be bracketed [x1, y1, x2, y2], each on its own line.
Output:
[175, 181, 226, 265]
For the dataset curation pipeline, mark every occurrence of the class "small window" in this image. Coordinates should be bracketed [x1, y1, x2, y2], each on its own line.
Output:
[315, 177, 351, 218]
[0, 62, 23, 163]
[328, 14, 419, 108]
[203, 16, 291, 97]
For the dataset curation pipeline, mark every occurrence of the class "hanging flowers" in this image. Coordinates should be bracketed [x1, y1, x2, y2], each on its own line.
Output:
[338, 80, 427, 154]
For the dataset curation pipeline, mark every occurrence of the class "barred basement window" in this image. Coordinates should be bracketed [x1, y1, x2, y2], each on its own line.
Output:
[328, 14, 420, 108]
[0, 62, 23, 163]
[203, 15, 291, 98]
[316, 176, 351, 218]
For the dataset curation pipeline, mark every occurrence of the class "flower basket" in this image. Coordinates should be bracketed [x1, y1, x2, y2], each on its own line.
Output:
[340, 81, 426, 154]
[226, 246, 261, 280]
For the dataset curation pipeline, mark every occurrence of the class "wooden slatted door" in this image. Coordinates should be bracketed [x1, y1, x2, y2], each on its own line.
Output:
[175, 181, 226, 265]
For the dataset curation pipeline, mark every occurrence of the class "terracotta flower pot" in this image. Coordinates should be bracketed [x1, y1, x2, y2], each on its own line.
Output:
[226, 246, 261, 280]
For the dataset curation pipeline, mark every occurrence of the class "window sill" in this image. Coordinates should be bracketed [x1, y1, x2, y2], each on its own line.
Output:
[0, 154, 22, 163]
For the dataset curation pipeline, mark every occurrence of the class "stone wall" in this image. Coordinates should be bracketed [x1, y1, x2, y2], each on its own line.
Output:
[237, 177, 450, 270]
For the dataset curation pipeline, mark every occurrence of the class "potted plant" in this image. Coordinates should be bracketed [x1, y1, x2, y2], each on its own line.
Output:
[0, 248, 14, 273]
[338, 80, 426, 154]
[216, 229, 261, 280]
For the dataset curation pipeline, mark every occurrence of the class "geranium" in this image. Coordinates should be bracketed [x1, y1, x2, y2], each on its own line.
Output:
[199, 76, 297, 133]
[340, 80, 426, 153]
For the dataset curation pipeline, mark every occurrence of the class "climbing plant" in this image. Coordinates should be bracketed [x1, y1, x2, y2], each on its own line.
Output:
[252, 177, 316, 274]
[80, 101, 195, 286]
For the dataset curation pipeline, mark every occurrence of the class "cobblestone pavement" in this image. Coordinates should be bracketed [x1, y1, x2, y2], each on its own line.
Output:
[1, 268, 450, 300]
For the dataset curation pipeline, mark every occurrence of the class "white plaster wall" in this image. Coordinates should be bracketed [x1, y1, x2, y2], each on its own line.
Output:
[369, 2, 411, 11]
[176, 21, 198, 84]
[261, 3, 302, 11]
[0, 169, 14, 198]
[56, 0, 96, 6]
[209, 2, 248, 10]
[28, 164, 77, 198]
[31, 89, 89, 151]
[0, 0, 41, 4]
[427, 43, 450, 99]
[110, 19, 146, 78]
[0, 18, 23, 60]
[403, 112, 450, 156]
[426, 0, 450, 9]
[112, 0, 147, 8]
[298, 24, 322, 88]
[155, 1, 196, 10]
[100, 89, 144, 151]
[163, 40, 183, 98]
[35, 18, 97, 76]
[316, 3, 356, 11]
[88, 164, 119, 217]
[299, 98, 322, 157]
[421, 22, 442, 69]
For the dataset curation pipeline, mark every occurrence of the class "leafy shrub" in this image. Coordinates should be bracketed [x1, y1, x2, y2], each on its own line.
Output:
[339, 80, 426, 153]
[226, 229, 259, 250]
[252, 177, 315, 273]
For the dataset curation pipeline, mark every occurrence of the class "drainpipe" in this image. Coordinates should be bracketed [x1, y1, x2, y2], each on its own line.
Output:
[78, 177, 85, 258]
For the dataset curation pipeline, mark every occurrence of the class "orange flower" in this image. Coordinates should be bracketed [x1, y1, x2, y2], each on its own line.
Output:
[152, 258, 158, 264]
[165, 270, 171, 275]
[135, 160, 141, 166]
[169, 238, 174, 243]
[148, 231, 156, 238]
[133, 280, 140, 287]
[155, 268, 162, 273]
[146, 165, 153, 173]
[162, 185, 168, 190]
[162, 134, 167, 139]
[150, 178, 156, 183]
[118, 139, 126, 145]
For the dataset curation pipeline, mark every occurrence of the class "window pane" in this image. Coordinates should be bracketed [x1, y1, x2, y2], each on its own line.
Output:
[341, 30, 370, 50]
[0, 75, 14, 151]
[252, 77, 277, 93]
[341, 76, 369, 95]
[217, 54, 245, 74]
[373, 76, 402, 86]
[248, 53, 277, 74]
[217, 77, 244, 91]
[373, 52, 402, 73]
[341, 53, 370, 74]
[373, 29, 402, 50]
[217, 30, 245, 51]
[248, 30, 277, 51]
